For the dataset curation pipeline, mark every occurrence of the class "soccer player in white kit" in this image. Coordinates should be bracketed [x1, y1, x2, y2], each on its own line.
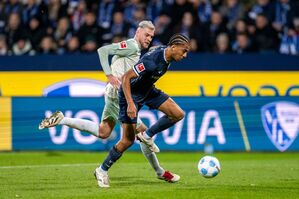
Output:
[39, 21, 180, 188]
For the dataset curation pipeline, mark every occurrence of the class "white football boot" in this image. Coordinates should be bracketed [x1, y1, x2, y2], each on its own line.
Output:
[136, 132, 160, 153]
[94, 167, 110, 188]
[157, 170, 180, 183]
[38, 111, 64, 130]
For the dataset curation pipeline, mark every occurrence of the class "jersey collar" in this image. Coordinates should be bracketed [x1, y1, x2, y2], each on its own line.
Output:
[133, 37, 142, 52]
[163, 49, 169, 64]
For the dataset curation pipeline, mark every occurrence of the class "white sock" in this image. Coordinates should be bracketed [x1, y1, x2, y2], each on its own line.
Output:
[59, 117, 99, 137]
[144, 132, 151, 139]
[99, 165, 108, 174]
[140, 142, 164, 176]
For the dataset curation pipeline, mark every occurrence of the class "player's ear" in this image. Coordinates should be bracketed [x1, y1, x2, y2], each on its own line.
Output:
[170, 44, 176, 51]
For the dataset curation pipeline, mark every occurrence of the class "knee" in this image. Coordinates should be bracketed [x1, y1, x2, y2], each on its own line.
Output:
[98, 132, 110, 139]
[98, 129, 110, 139]
[174, 110, 185, 122]
[120, 137, 135, 148]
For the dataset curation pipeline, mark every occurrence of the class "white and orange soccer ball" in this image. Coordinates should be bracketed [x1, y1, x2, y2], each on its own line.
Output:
[198, 155, 221, 178]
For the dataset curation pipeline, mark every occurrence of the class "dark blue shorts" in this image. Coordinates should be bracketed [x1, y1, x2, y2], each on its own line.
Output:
[118, 87, 169, 124]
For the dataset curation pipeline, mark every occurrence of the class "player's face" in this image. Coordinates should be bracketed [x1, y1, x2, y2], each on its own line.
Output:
[171, 44, 190, 61]
[137, 27, 155, 49]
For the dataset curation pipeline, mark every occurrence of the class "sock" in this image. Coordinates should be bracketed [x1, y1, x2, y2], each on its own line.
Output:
[59, 117, 99, 137]
[146, 115, 176, 138]
[101, 146, 122, 171]
[140, 142, 164, 176]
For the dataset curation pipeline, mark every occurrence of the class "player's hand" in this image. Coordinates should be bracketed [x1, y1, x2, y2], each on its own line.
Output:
[107, 75, 121, 89]
[127, 102, 137, 119]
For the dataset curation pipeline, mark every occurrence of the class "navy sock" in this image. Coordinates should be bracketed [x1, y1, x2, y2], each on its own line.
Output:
[146, 115, 176, 137]
[101, 146, 122, 171]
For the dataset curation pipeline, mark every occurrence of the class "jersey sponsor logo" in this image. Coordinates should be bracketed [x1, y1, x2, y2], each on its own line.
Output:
[261, 101, 299, 152]
[119, 41, 127, 49]
[136, 63, 145, 73]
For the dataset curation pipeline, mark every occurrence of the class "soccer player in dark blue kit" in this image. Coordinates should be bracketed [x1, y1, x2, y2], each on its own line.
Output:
[96, 34, 190, 187]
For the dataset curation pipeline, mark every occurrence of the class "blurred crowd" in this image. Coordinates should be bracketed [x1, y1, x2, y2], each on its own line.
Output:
[0, 0, 299, 56]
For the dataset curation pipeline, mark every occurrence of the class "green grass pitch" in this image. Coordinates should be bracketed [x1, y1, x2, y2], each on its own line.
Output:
[0, 151, 299, 199]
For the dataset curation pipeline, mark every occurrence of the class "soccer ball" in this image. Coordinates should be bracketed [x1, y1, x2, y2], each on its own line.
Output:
[198, 155, 221, 178]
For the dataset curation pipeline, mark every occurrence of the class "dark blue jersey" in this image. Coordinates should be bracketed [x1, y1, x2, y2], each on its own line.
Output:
[129, 46, 170, 101]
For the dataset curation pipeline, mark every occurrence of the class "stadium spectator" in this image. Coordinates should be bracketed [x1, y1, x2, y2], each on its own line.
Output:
[3, 0, 23, 19]
[279, 26, 299, 55]
[214, 32, 231, 53]
[247, 0, 275, 23]
[122, 0, 144, 24]
[96, 0, 115, 29]
[45, 0, 68, 29]
[146, 0, 165, 21]
[4, 12, 24, 49]
[21, 0, 41, 26]
[272, 0, 298, 32]
[173, 12, 203, 52]
[127, 4, 147, 38]
[0, 34, 8, 55]
[167, 0, 194, 28]
[193, 0, 213, 23]
[210, 0, 222, 10]
[152, 13, 171, 45]
[0, 1, 7, 34]
[26, 17, 46, 51]
[204, 10, 228, 51]
[54, 17, 73, 54]
[253, 14, 279, 52]
[38, 35, 57, 54]
[100, 11, 131, 45]
[230, 19, 248, 41]
[68, 0, 87, 32]
[76, 11, 100, 48]
[220, 0, 245, 30]
[81, 36, 97, 53]
[12, 36, 35, 55]
[65, 35, 81, 54]
[232, 33, 255, 53]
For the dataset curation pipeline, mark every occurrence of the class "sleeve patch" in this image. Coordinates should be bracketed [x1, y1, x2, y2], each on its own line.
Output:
[119, 41, 127, 49]
[136, 63, 145, 73]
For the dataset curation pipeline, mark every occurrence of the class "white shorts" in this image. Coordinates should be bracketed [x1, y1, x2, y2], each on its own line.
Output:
[101, 95, 143, 128]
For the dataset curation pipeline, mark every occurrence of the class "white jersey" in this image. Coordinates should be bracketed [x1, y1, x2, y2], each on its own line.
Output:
[97, 39, 141, 98]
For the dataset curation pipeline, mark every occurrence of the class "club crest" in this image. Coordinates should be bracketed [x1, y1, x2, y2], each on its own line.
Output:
[261, 101, 299, 152]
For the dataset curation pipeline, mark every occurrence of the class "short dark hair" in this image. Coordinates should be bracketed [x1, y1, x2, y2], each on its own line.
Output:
[167, 33, 190, 46]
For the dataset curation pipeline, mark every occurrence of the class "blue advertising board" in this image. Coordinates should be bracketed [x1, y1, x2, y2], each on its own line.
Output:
[11, 97, 299, 152]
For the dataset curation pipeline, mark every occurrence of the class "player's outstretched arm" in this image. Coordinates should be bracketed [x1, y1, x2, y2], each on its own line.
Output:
[122, 69, 138, 119]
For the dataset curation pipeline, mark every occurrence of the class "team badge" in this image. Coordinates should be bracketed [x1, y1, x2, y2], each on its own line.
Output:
[119, 41, 127, 49]
[261, 101, 299, 152]
[136, 63, 145, 73]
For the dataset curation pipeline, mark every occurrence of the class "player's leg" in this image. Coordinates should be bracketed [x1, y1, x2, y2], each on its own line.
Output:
[97, 95, 120, 138]
[95, 123, 136, 188]
[39, 95, 118, 139]
[136, 121, 163, 175]
[136, 121, 180, 183]
[137, 89, 184, 141]
[38, 111, 101, 137]
[145, 97, 184, 138]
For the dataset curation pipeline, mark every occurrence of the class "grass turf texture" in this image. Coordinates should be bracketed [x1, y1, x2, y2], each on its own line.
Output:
[0, 152, 298, 199]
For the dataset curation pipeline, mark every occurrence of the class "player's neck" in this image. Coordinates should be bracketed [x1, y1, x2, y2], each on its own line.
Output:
[133, 36, 142, 50]
[164, 48, 173, 63]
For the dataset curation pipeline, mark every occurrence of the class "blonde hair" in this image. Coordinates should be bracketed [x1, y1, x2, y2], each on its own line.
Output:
[138, 20, 155, 30]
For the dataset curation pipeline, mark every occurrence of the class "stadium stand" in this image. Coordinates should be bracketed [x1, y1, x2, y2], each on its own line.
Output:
[0, 0, 298, 56]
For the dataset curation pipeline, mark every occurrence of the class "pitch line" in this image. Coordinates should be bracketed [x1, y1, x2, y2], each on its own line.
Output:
[0, 163, 98, 169]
